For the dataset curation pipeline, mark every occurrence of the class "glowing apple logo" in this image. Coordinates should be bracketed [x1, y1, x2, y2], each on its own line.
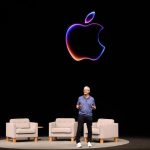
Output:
[66, 11, 105, 61]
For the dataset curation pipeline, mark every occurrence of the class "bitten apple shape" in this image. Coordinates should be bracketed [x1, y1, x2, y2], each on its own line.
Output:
[66, 11, 105, 61]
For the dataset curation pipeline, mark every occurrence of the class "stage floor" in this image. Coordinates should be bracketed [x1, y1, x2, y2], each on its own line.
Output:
[1, 137, 150, 150]
[0, 137, 129, 149]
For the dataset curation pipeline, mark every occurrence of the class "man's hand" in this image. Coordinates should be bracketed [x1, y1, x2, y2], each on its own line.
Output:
[91, 105, 96, 110]
[76, 104, 82, 109]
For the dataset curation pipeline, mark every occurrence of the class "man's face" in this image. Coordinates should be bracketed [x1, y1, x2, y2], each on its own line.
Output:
[83, 88, 90, 95]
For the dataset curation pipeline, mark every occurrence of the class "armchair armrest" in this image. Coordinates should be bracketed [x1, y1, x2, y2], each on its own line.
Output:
[6, 122, 16, 138]
[99, 123, 119, 138]
[92, 122, 97, 127]
[71, 122, 78, 135]
[30, 122, 38, 137]
[49, 122, 56, 128]
[84, 123, 87, 134]
[30, 122, 38, 128]
[113, 123, 119, 137]
[49, 122, 56, 136]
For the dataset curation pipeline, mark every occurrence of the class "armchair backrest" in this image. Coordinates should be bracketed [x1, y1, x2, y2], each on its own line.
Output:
[56, 118, 75, 128]
[97, 119, 114, 126]
[10, 118, 30, 128]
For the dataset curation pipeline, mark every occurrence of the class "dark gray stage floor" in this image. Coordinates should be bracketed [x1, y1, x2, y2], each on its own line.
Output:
[0, 137, 149, 150]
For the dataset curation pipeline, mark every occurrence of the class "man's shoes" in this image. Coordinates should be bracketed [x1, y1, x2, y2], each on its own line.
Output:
[88, 142, 92, 147]
[76, 142, 82, 148]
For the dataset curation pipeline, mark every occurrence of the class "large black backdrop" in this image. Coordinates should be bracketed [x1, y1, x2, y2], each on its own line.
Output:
[1, 0, 150, 137]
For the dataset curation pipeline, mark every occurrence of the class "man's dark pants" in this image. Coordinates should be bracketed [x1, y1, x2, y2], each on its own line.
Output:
[76, 114, 92, 143]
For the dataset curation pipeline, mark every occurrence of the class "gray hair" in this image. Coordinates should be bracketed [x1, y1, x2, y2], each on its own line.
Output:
[83, 86, 90, 91]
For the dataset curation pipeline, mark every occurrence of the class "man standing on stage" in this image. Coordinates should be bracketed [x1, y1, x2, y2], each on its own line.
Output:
[76, 86, 96, 148]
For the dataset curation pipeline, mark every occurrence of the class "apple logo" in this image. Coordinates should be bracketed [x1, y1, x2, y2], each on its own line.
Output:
[65, 11, 105, 61]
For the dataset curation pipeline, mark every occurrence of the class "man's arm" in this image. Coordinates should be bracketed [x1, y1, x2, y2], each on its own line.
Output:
[76, 98, 82, 109]
[91, 99, 96, 110]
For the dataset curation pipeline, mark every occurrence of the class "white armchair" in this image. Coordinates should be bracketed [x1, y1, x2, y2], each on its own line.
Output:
[6, 118, 38, 143]
[84, 119, 119, 143]
[49, 118, 77, 142]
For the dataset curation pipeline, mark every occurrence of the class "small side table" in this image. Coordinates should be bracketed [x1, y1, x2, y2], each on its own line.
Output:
[38, 126, 44, 129]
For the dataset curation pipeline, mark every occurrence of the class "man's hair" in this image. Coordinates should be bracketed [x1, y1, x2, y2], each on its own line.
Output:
[83, 86, 90, 91]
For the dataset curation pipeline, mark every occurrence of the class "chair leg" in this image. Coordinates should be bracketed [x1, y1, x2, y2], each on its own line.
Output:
[84, 137, 88, 143]
[6, 137, 9, 142]
[52, 137, 56, 141]
[13, 138, 16, 143]
[34, 137, 38, 142]
[49, 137, 52, 142]
[100, 139, 104, 144]
[71, 137, 74, 142]
[114, 137, 118, 142]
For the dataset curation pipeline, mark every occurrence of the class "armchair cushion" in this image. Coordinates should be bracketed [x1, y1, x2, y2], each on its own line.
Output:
[51, 127, 71, 133]
[55, 118, 75, 128]
[97, 119, 114, 126]
[16, 123, 30, 129]
[10, 118, 30, 129]
[16, 128, 36, 134]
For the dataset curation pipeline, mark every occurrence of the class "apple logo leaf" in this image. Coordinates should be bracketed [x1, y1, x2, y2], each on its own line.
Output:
[85, 11, 95, 24]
